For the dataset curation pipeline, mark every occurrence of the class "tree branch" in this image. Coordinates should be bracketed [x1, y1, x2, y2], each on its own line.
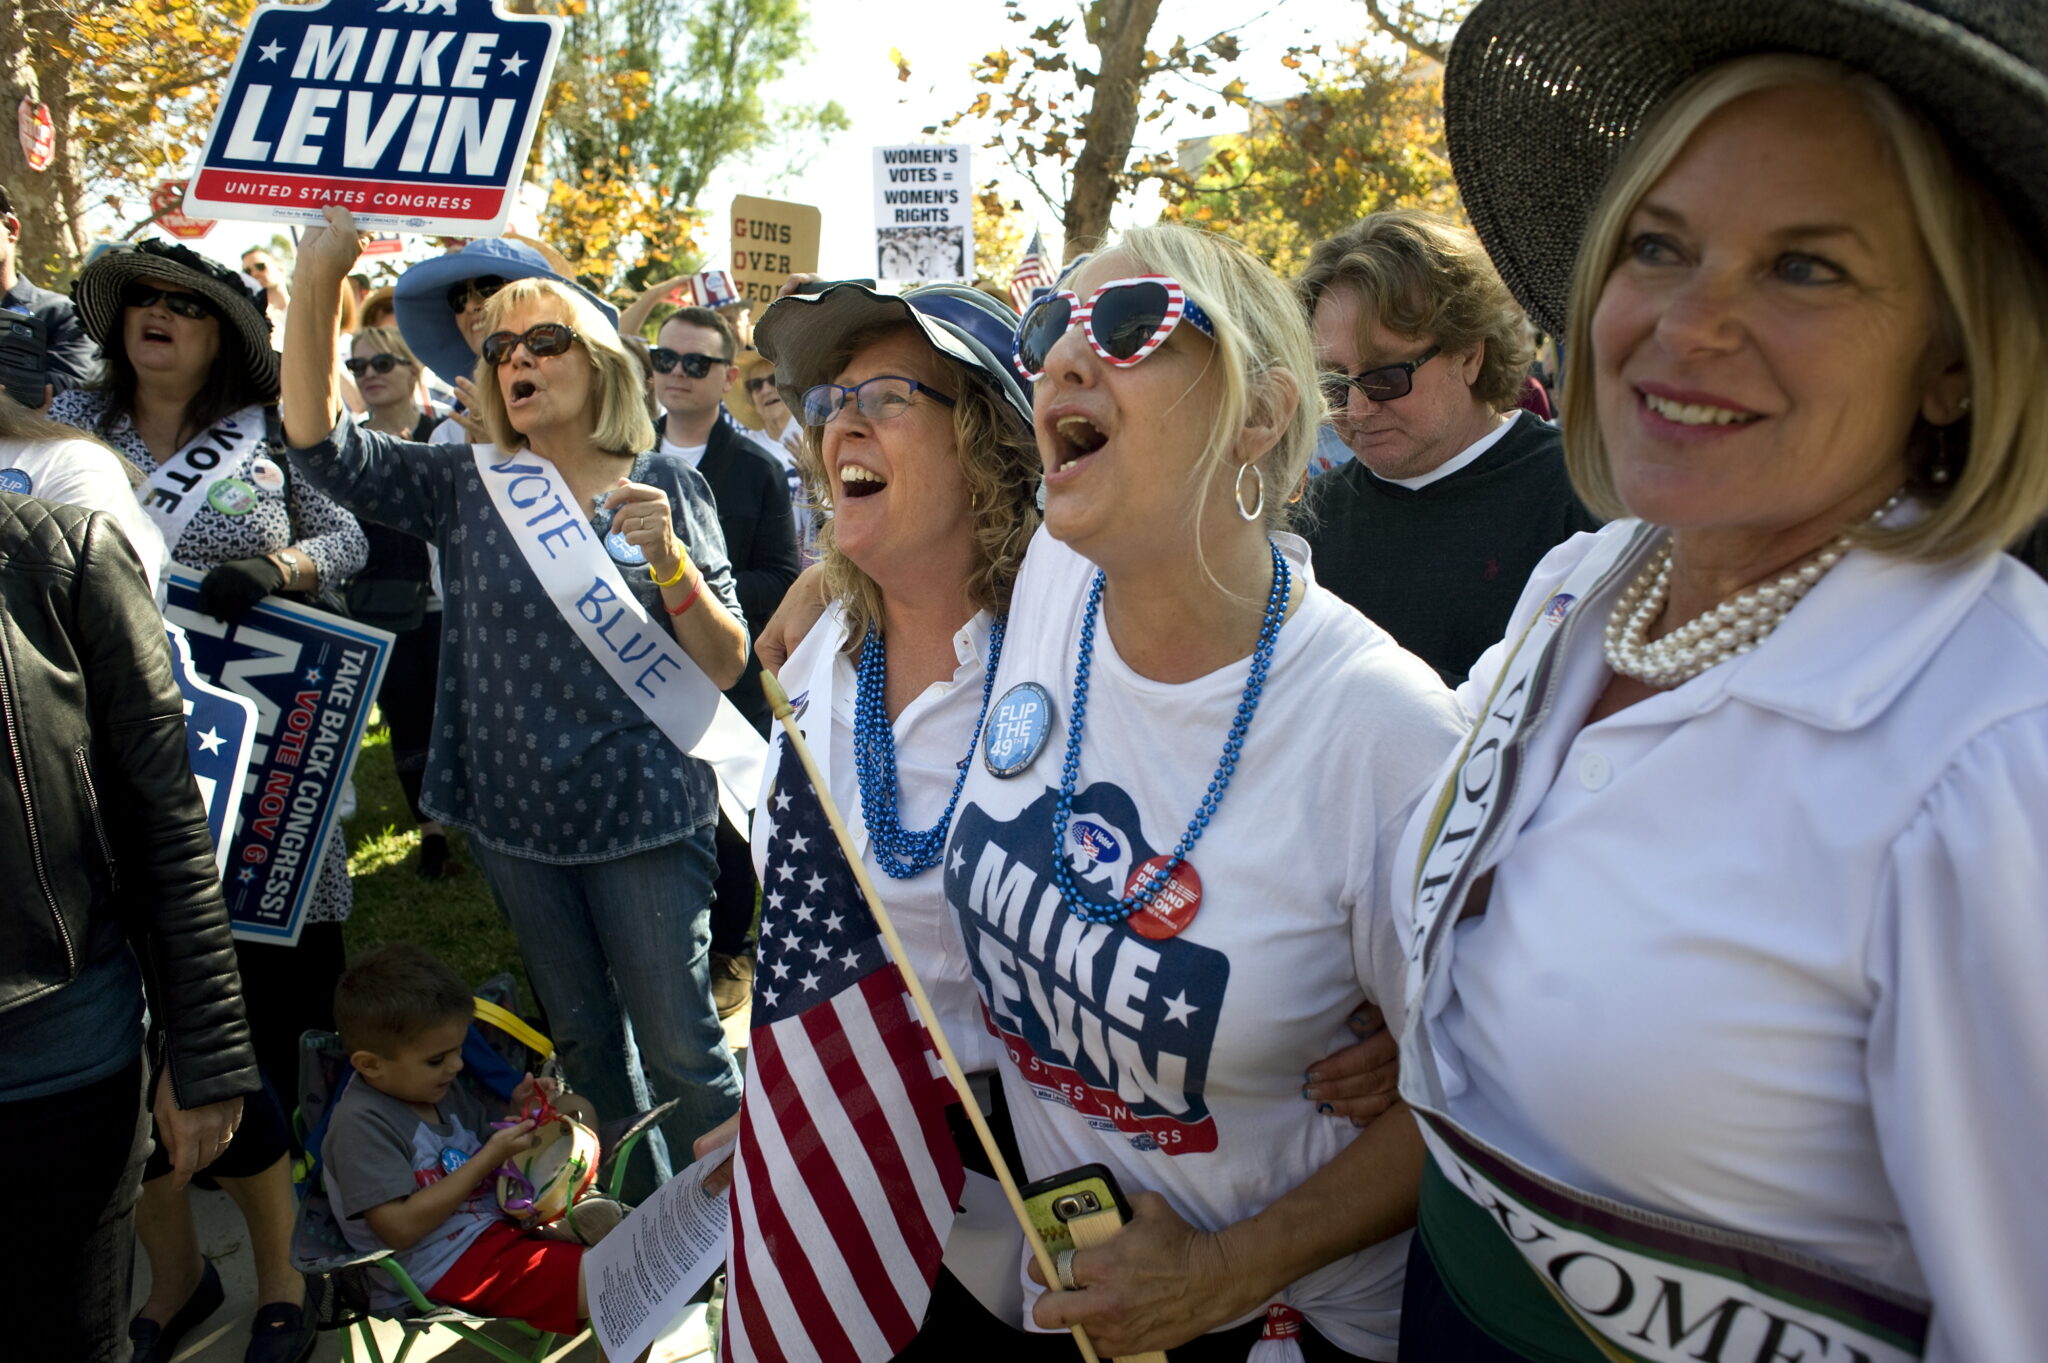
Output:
[1359, 0, 1449, 62]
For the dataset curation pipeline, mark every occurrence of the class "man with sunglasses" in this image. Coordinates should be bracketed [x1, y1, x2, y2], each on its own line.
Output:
[1296, 211, 1599, 685]
[649, 304, 799, 1018]
[0, 179, 101, 393]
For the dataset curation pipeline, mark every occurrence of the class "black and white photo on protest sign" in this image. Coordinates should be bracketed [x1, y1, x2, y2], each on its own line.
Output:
[872, 143, 972, 281]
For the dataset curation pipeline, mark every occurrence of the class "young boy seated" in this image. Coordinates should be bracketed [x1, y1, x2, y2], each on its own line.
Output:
[324, 943, 606, 1335]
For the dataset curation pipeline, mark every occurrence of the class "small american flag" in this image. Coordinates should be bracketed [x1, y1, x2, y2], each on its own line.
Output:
[1010, 230, 1051, 311]
[722, 742, 965, 1362]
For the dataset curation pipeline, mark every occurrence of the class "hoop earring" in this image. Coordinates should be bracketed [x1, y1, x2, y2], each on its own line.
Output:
[1234, 462, 1265, 521]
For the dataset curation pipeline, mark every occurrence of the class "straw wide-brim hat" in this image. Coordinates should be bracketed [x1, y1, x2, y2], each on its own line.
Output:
[1444, 0, 2048, 340]
[726, 352, 779, 432]
[72, 239, 278, 396]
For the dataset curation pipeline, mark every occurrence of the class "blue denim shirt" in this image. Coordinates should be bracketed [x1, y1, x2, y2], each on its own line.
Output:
[289, 419, 744, 862]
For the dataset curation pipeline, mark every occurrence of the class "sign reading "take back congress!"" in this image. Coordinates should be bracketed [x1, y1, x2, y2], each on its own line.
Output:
[186, 0, 561, 237]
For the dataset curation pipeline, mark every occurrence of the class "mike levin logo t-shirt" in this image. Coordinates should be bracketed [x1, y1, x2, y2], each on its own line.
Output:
[941, 527, 1465, 1354]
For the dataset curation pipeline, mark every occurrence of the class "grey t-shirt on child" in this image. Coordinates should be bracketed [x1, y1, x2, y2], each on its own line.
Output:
[324, 1076, 504, 1304]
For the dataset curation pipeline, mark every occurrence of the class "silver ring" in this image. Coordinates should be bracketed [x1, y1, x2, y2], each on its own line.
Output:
[1054, 1247, 1080, 1291]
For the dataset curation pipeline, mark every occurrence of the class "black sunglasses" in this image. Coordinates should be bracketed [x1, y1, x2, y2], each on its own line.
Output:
[482, 323, 577, 366]
[344, 353, 411, 377]
[744, 375, 777, 394]
[121, 283, 215, 321]
[649, 348, 728, 378]
[447, 275, 509, 313]
[1322, 345, 1441, 409]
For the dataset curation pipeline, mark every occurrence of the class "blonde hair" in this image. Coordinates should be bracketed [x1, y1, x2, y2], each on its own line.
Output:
[1106, 225, 1320, 537]
[1296, 210, 1534, 411]
[349, 325, 418, 369]
[1561, 54, 2048, 561]
[471, 279, 655, 457]
[794, 322, 1040, 649]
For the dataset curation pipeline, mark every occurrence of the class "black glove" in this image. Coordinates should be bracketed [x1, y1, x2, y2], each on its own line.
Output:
[196, 555, 286, 622]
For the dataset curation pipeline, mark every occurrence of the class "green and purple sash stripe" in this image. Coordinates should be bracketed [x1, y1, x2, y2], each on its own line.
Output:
[1416, 1113, 1929, 1363]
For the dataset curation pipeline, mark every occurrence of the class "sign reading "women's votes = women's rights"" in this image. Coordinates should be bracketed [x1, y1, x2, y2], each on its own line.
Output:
[185, 0, 561, 237]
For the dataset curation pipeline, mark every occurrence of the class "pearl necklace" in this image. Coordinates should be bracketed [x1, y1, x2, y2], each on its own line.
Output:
[1049, 540, 1290, 924]
[1604, 495, 1900, 689]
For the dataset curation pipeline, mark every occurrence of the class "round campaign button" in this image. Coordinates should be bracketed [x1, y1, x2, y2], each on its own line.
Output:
[605, 528, 647, 565]
[0, 467, 32, 495]
[983, 682, 1054, 778]
[249, 457, 286, 493]
[1125, 855, 1202, 940]
[207, 477, 258, 516]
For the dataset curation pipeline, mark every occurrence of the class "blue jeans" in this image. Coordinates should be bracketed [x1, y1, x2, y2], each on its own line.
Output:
[473, 828, 741, 1192]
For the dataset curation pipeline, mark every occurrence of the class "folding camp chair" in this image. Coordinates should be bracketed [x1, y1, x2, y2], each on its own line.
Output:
[289, 981, 673, 1361]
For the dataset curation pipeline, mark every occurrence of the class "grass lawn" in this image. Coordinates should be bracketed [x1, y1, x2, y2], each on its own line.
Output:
[341, 722, 531, 998]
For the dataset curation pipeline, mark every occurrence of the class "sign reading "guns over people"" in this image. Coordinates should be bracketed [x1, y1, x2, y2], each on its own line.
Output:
[186, 0, 561, 236]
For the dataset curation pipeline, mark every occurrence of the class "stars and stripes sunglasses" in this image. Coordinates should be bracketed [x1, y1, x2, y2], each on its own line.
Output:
[1014, 275, 1215, 381]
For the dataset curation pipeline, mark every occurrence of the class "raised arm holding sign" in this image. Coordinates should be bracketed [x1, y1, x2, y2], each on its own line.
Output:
[281, 206, 763, 1177]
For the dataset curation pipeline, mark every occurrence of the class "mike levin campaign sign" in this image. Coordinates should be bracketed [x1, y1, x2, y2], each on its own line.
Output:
[186, 0, 561, 237]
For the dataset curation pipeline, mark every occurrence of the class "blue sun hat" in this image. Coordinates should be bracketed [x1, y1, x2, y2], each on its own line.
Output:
[393, 238, 619, 388]
[754, 282, 1033, 433]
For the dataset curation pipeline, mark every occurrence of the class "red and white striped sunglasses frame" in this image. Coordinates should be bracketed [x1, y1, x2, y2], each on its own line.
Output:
[1013, 274, 1216, 381]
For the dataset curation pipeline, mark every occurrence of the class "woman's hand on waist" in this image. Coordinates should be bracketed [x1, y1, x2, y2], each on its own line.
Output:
[1028, 1191, 1258, 1355]
[1303, 1002, 1400, 1127]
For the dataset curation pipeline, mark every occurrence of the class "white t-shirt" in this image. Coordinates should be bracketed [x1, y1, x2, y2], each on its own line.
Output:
[1399, 520, 2048, 1362]
[752, 603, 1007, 1075]
[0, 437, 169, 598]
[942, 527, 1463, 1356]
[660, 436, 709, 469]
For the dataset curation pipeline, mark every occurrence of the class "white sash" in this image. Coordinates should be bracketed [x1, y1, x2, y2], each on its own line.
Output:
[473, 443, 765, 826]
[136, 404, 268, 547]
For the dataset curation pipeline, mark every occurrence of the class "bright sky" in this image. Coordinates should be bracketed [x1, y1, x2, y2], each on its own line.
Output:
[174, 0, 1356, 283]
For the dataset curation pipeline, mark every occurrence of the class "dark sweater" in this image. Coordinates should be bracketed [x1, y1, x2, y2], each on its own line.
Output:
[1302, 414, 1601, 686]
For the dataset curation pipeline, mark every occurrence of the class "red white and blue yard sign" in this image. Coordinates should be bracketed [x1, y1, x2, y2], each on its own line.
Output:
[185, 0, 561, 237]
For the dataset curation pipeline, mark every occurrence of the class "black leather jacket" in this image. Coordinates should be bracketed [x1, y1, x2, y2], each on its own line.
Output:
[0, 492, 257, 1108]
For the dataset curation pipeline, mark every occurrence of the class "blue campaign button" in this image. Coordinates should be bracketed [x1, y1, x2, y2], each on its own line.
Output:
[0, 467, 32, 495]
[605, 528, 646, 565]
[983, 682, 1054, 778]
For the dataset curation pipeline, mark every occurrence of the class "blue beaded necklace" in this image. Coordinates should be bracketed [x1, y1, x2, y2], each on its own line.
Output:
[853, 613, 1009, 879]
[1049, 539, 1291, 923]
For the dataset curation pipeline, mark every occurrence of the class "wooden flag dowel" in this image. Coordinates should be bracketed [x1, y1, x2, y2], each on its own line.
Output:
[764, 673, 1101, 1363]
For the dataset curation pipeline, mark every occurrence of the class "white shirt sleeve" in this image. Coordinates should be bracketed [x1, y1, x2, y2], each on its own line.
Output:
[9, 438, 169, 600]
[1867, 710, 2048, 1362]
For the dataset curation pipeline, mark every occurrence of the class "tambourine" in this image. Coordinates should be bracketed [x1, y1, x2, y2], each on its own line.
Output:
[496, 1107, 600, 1227]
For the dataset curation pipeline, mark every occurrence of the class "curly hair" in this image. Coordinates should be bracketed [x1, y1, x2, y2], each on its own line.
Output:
[793, 322, 1040, 649]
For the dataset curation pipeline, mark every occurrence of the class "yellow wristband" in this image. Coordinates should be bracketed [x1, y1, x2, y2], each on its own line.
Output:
[649, 552, 690, 589]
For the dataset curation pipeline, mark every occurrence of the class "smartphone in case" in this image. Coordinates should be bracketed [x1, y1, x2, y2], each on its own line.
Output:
[1019, 1163, 1129, 1254]
[0, 311, 47, 409]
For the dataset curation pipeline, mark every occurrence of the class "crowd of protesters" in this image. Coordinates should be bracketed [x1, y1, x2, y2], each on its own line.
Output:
[6, 1, 2048, 1360]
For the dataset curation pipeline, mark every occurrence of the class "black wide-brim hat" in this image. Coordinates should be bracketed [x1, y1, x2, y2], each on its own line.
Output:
[72, 239, 278, 397]
[1444, 0, 2048, 340]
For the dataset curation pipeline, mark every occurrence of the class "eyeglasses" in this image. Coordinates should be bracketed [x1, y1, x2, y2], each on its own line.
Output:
[744, 375, 777, 395]
[344, 353, 411, 377]
[649, 348, 728, 378]
[447, 275, 508, 313]
[121, 283, 216, 321]
[482, 323, 577, 366]
[1015, 275, 1215, 381]
[801, 375, 956, 426]
[1322, 345, 1441, 409]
